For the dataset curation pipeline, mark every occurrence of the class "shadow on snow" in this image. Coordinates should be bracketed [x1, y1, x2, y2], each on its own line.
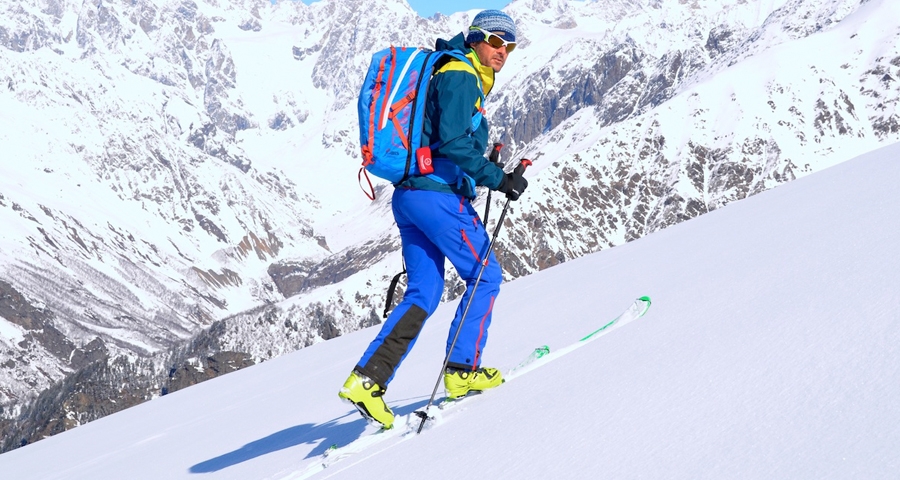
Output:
[188, 399, 429, 473]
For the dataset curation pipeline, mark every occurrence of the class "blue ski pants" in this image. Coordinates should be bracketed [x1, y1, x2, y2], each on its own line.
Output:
[355, 188, 502, 387]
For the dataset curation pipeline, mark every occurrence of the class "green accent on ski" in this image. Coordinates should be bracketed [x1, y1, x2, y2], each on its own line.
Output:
[534, 345, 550, 358]
[579, 296, 652, 342]
[579, 319, 617, 341]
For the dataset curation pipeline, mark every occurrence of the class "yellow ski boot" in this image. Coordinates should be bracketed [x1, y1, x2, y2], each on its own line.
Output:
[339, 371, 394, 429]
[443, 367, 503, 399]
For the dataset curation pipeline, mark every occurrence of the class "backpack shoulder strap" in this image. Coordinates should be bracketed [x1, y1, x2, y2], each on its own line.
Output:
[435, 53, 482, 87]
[433, 52, 486, 111]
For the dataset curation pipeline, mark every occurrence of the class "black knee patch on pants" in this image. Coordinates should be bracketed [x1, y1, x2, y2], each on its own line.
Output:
[357, 304, 428, 387]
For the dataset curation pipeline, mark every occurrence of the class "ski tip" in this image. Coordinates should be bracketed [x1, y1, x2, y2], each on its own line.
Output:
[636, 296, 652, 317]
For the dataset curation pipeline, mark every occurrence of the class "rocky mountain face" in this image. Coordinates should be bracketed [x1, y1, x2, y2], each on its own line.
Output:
[0, 0, 330, 447]
[1, 0, 898, 451]
[489, 0, 900, 270]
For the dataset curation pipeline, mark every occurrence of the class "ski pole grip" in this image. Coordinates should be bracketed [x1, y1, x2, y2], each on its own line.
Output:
[488, 142, 504, 164]
[514, 159, 532, 176]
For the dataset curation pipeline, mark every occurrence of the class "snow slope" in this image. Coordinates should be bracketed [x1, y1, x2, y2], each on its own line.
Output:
[0, 141, 898, 478]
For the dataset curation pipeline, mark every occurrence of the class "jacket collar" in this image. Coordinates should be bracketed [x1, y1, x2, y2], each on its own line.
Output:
[465, 49, 495, 97]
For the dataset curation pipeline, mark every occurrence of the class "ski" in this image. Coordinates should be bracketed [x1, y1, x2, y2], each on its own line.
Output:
[286, 399, 474, 479]
[286, 415, 415, 480]
[321, 420, 407, 467]
[437, 389, 483, 409]
[505, 296, 652, 381]
[424, 296, 652, 417]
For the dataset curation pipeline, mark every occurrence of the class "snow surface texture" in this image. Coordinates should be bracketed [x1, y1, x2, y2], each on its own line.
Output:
[0, 139, 897, 478]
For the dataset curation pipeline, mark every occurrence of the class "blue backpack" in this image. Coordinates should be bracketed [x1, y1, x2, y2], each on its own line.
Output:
[357, 46, 483, 200]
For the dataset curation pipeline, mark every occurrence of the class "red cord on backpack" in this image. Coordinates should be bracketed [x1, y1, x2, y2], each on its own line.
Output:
[359, 168, 376, 201]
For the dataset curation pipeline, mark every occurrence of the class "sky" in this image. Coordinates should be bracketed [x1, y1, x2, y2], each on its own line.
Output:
[404, 0, 510, 17]
[0, 139, 897, 480]
[296, 0, 511, 18]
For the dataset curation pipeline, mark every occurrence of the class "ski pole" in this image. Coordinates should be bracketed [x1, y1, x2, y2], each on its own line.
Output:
[483, 143, 504, 226]
[416, 159, 529, 434]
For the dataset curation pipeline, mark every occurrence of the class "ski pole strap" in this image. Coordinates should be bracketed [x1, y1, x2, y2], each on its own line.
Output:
[383, 268, 407, 318]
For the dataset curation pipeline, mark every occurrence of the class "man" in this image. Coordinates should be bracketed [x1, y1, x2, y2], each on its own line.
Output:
[339, 10, 528, 429]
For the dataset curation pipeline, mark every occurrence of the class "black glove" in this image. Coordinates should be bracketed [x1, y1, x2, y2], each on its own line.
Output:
[497, 167, 528, 201]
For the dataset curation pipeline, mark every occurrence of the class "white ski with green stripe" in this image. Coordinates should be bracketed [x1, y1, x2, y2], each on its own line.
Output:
[505, 296, 652, 381]
[437, 296, 652, 406]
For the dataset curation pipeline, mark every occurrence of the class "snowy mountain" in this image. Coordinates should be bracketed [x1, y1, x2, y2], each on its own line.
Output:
[0, 137, 897, 479]
[1, 0, 899, 449]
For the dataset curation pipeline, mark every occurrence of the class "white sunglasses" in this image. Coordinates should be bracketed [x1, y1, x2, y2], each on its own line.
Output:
[470, 27, 517, 53]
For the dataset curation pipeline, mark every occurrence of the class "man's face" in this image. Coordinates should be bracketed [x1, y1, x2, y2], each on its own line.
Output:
[473, 31, 511, 73]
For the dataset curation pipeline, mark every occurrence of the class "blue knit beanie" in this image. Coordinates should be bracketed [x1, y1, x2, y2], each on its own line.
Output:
[466, 9, 516, 45]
